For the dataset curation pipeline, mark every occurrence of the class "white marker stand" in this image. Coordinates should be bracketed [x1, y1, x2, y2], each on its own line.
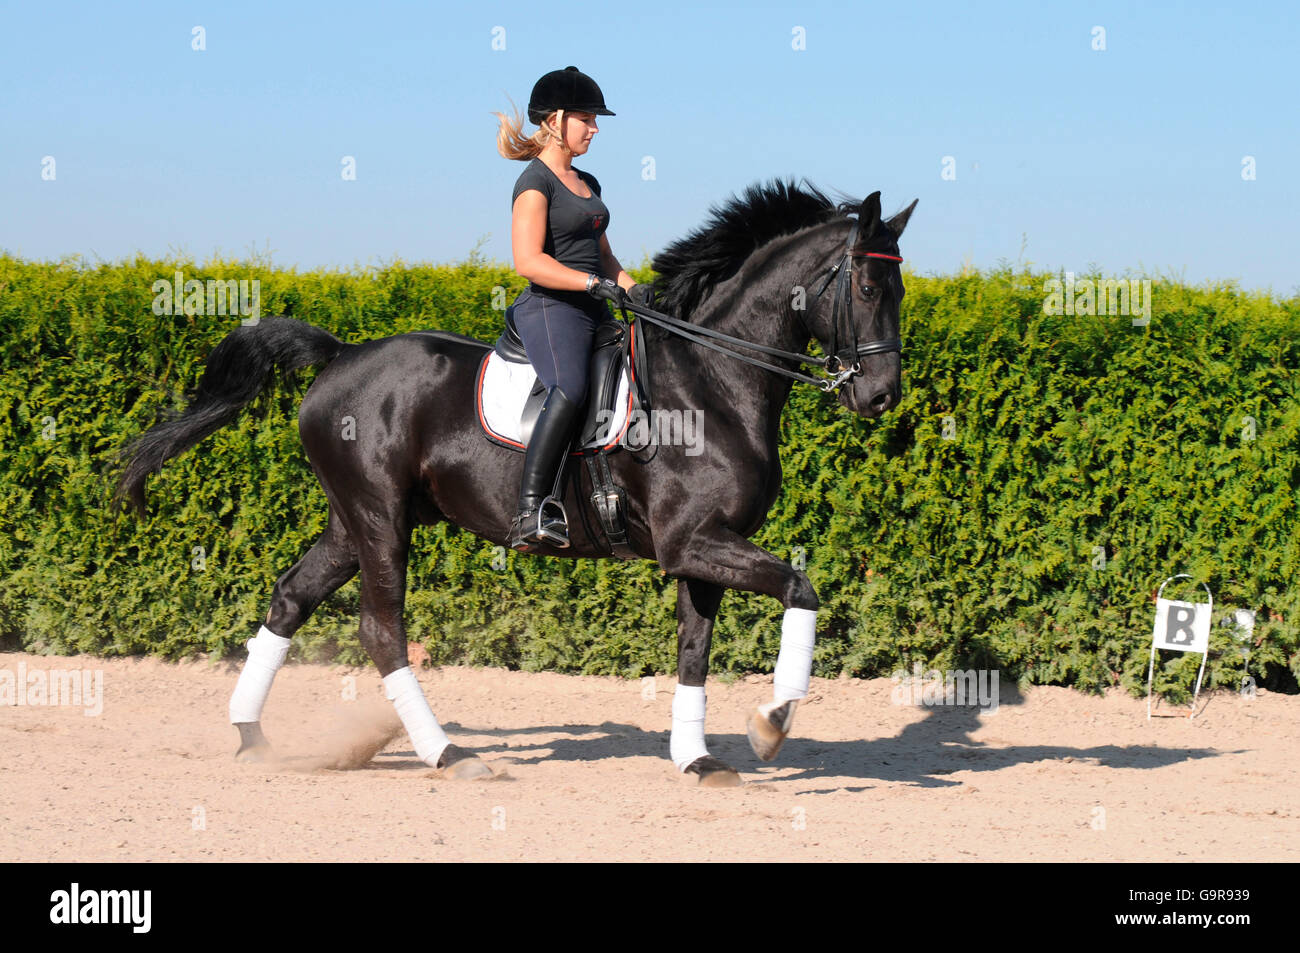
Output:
[1146, 575, 1212, 720]
[1225, 609, 1257, 699]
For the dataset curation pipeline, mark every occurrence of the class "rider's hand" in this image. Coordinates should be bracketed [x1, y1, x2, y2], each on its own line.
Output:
[587, 276, 630, 309]
[628, 283, 656, 308]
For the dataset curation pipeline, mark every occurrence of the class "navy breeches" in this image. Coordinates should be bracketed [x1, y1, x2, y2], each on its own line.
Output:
[510, 287, 615, 406]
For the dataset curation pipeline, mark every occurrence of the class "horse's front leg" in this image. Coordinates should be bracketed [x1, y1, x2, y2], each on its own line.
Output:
[663, 529, 819, 765]
[673, 577, 741, 787]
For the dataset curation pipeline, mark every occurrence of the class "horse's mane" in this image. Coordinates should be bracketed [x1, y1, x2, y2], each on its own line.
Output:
[650, 177, 856, 321]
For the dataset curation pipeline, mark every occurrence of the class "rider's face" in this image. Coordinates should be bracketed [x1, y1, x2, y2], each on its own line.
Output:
[550, 111, 598, 153]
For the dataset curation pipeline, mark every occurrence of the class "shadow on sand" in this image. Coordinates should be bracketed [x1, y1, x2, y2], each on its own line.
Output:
[372, 682, 1237, 789]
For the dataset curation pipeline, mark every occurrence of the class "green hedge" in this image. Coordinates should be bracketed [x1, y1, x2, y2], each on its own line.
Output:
[2, 252, 1298, 699]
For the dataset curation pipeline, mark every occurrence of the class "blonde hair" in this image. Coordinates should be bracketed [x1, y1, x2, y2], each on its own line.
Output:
[493, 96, 572, 160]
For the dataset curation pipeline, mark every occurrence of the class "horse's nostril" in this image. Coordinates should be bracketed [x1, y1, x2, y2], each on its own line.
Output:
[869, 390, 893, 413]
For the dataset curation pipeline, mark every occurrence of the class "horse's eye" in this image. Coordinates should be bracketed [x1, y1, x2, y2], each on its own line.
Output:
[860, 284, 879, 300]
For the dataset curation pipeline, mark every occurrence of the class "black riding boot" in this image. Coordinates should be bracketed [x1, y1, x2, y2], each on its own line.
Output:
[509, 386, 583, 551]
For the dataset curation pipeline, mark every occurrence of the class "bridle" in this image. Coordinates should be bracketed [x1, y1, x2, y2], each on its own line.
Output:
[808, 218, 903, 378]
[619, 217, 903, 393]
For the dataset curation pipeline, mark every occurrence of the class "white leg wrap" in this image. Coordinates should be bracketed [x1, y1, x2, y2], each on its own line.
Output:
[228, 625, 291, 724]
[383, 666, 450, 767]
[670, 684, 710, 771]
[773, 608, 817, 703]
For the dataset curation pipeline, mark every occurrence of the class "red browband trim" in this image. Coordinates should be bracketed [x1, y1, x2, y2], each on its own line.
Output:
[851, 251, 903, 261]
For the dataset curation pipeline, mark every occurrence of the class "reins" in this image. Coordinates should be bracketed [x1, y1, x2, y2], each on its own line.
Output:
[617, 219, 903, 393]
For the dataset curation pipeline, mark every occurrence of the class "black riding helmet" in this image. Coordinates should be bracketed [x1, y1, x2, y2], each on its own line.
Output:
[527, 65, 615, 125]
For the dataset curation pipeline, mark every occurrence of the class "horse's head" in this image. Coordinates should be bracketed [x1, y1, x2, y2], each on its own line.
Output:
[809, 192, 917, 419]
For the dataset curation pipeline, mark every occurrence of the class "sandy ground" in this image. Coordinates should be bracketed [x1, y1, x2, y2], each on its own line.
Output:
[1, 650, 1296, 862]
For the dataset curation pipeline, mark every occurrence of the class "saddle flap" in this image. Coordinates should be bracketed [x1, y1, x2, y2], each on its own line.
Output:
[577, 322, 627, 446]
[518, 378, 547, 446]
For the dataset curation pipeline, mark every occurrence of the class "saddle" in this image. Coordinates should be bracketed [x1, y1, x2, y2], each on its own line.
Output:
[483, 306, 633, 450]
[474, 304, 652, 558]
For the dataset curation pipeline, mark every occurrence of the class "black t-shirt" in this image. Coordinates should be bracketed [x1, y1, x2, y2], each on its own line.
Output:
[511, 158, 610, 299]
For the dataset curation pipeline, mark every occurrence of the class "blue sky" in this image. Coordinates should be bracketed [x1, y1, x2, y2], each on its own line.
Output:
[2, 0, 1296, 294]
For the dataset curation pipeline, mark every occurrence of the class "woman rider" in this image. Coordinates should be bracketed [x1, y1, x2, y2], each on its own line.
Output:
[494, 66, 653, 552]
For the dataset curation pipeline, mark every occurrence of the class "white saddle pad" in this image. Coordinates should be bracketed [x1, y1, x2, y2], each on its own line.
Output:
[476, 351, 632, 451]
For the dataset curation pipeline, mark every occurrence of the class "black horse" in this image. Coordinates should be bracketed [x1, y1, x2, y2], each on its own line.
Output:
[116, 181, 916, 787]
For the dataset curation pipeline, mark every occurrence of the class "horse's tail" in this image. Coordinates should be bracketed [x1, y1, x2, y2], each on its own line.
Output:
[114, 317, 345, 514]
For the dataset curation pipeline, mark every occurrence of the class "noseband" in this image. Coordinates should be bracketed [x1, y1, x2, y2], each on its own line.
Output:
[620, 216, 903, 393]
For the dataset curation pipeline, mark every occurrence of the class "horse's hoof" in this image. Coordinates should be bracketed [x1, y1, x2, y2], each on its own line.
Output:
[436, 743, 494, 779]
[746, 699, 798, 762]
[683, 755, 743, 788]
[234, 722, 274, 763]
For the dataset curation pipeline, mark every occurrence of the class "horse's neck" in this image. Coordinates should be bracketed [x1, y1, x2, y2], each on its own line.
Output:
[694, 261, 811, 359]
[652, 260, 810, 428]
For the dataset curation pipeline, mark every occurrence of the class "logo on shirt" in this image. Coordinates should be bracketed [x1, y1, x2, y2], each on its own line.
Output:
[589, 214, 606, 233]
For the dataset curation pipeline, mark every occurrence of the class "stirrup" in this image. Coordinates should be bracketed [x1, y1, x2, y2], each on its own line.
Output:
[510, 498, 570, 550]
[534, 495, 571, 547]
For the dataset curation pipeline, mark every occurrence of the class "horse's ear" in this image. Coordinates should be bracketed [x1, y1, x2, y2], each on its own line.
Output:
[859, 191, 882, 238]
[886, 199, 919, 239]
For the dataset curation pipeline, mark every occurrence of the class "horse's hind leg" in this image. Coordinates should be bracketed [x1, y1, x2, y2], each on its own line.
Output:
[229, 511, 358, 761]
[349, 499, 492, 780]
